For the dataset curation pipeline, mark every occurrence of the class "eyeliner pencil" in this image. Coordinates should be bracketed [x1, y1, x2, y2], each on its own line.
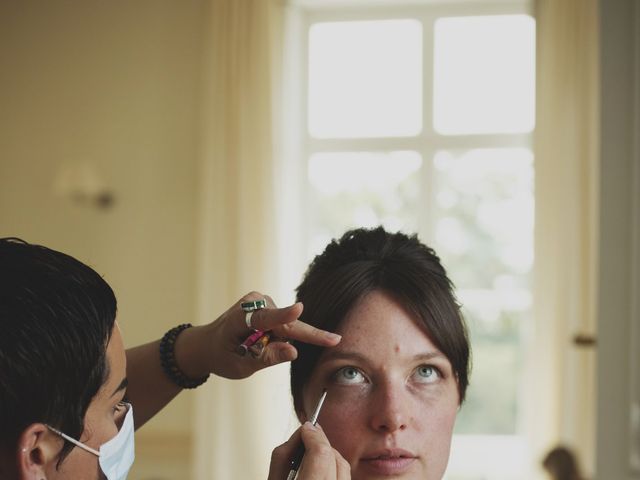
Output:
[286, 389, 328, 480]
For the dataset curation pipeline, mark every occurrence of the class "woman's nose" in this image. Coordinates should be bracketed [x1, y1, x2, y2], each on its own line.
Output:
[368, 381, 409, 433]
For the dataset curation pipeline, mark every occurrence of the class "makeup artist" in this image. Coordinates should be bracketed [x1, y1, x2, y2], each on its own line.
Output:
[0, 238, 343, 480]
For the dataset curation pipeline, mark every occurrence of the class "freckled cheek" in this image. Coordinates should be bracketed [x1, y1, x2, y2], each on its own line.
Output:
[429, 407, 456, 440]
[418, 403, 458, 465]
[316, 389, 369, 464]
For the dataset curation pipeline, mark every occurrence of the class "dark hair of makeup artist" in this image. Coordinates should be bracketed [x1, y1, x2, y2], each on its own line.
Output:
[290, 226, 471, 414]
[0, 238, 117, 467]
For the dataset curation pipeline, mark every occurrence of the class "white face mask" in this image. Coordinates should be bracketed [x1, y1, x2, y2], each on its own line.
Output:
[47, 402, 135, 480]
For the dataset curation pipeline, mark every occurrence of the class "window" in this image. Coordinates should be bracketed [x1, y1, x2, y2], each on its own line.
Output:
[282, 2, 536, 478]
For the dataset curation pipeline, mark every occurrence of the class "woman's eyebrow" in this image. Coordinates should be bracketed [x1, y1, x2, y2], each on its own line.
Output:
[410, 352, 448, 362]
[320, 350, 371, 364]
[320, 350, 446, 365]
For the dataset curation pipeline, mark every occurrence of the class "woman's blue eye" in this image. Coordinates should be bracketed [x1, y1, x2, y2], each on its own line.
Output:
[333, 366, 366, 384]
[414, 365, 440, 383]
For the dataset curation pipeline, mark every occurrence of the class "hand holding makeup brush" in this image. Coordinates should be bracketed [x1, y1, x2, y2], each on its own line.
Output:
[268, 423, 351, 480]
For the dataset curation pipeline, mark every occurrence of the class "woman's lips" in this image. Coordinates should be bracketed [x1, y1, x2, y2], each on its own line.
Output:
[361, 449, 417, 475]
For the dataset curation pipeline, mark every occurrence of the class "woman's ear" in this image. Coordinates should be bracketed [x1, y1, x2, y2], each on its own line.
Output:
[17, 424, 61, 479]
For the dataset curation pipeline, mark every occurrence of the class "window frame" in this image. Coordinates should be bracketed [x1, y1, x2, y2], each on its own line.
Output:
[281, 2, 537, 477]
[295, 0, 534, 244]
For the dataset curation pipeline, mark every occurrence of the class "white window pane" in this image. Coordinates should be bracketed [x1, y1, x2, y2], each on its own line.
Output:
[434, 15, 536, 135]
[446, 434, 532, 480]
[433, 148, 534, 282]
[432, 148, 534, 438]
[307, 151, 422, 257]
[308, 20, 422, 139]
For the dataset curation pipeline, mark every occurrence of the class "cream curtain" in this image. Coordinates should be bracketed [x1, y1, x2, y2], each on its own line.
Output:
[192, 1, 291, 478]
[531, 0, 599, 476]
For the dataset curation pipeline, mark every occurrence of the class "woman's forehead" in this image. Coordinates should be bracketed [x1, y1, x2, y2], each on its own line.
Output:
[328, 290, 442, 360]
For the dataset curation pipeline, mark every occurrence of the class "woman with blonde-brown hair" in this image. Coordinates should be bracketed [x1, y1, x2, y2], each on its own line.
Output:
[270, 226, 471, 480]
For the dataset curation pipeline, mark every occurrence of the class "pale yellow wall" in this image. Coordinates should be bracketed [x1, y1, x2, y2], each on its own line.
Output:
[0, 2, 206, 479]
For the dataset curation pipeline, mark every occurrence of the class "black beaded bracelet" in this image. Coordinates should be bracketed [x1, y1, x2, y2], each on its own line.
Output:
[159, 323, 209, 389]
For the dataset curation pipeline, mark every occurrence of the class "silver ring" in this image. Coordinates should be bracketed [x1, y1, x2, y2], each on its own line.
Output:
[241, 299, 267, 312]
[245, 311, 255, 329]
[241, 298, 267, 330]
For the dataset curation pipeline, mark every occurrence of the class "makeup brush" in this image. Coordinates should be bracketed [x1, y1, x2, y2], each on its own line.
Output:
[286, 389, 328, 480]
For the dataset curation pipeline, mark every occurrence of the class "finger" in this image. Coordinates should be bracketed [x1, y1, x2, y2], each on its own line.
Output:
[309, 422, 351, 480]
[264, 294, 277, 308]
[267, 427, 303, 480]
[258, 341, 298, 367]
[248, 302, 302, 332]
[335, 450, 351, 479]
[251, 303, 342, 348]
[274, 317, 342, 348]
[298, 422, 337, 478]
[300, 420, 331, 447]
[235, 292, 273, 334]
[239, 292, 277, 310]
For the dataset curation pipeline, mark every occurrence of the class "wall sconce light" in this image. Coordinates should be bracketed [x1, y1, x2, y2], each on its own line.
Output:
[53, 162, 115, 210]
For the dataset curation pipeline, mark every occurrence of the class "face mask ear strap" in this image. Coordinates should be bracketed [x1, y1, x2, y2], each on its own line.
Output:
[45, 425, 101, 457]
